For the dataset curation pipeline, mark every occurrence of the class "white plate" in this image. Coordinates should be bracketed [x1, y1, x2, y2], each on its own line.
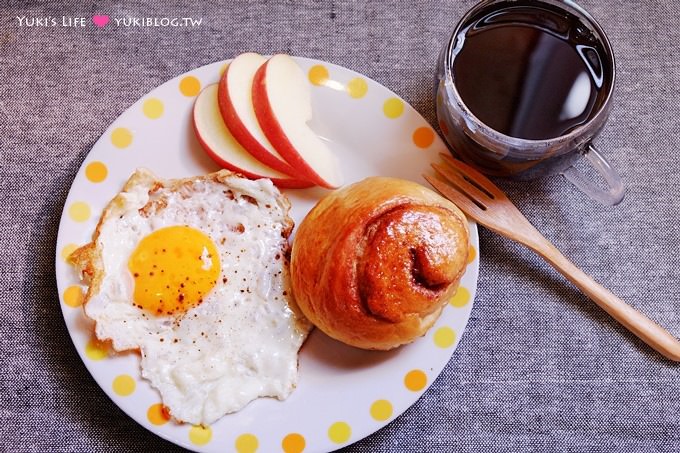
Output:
[55, 57, 479, 453]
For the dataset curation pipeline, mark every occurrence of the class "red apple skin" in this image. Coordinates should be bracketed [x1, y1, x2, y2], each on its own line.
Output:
[192, 100, 313, 189]
[251, 61, 336, 189]
[218, 66, 305, 179]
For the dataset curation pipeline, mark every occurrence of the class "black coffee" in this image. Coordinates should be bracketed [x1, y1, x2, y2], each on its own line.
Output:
[452, 4, 608, 140]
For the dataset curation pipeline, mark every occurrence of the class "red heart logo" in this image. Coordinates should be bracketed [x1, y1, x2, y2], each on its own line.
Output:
[92, 15, 110, 27]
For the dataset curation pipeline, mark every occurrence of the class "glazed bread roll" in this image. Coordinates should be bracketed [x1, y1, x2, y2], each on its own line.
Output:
[291, 177, 470, 350]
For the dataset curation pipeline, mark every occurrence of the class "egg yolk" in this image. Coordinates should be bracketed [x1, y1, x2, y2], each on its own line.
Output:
[128, 226, 221, 316]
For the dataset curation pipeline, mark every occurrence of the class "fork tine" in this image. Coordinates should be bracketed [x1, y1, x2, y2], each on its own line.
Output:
[424, 174, 487, 222]
[439, 153, 503, 198]
[431, 162, 493, 205]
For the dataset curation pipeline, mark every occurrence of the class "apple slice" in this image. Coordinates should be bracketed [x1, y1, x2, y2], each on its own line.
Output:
[193, 84, 312, 189]
[252, 54, 343, 189]
[218, 52, 303, 179]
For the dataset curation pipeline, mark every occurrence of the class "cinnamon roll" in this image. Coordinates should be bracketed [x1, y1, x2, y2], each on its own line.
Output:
[291, 177, 470, 350]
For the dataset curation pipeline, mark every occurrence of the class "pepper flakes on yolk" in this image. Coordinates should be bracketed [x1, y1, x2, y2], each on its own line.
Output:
[128, 226, 221, 316]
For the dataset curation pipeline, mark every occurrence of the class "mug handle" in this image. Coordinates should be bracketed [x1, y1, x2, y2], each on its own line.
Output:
[561, 144, 625, 205]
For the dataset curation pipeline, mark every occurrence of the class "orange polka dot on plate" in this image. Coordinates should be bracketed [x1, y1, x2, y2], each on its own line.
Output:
[179, 76, 201, 97]
[282, 433, 306, 453]
[85, 161, 108, 183]
[383, 97, 404, 119]
[235, 433, 258, 453]
[468, 245, 477, 264]
[63, 285, 84, 308]
[60, 243, 78, 262]
[434, 327, 456, 348]
[112, 374, 136, 396]
[450, 286, 471, 308]
[85, 338, 107, 361]
[110, 127, 132, 149]
[346, 77, 368, 98]
[142, 98, 164, 119]
[189, 425, 212, 446]
[404, 369, 427, 391]
[413, 126, 435, 148]
[328, 421, 351, 444]
[147, 403, 170, 426]
[370, 399, 393, 421]
[308, 65, 329, 86]
[68, 202, 90, 222]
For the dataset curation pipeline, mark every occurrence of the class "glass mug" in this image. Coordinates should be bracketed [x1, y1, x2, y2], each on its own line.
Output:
[436, 0, 625, 205]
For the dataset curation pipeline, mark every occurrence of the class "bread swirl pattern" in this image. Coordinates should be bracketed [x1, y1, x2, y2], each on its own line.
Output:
[291, 177, 470, 350]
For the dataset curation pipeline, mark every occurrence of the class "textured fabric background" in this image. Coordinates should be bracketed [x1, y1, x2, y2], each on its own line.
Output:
[1, 0, 679, 452]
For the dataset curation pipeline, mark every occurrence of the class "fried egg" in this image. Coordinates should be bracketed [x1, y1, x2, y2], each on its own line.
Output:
[70, 169, 310, 425]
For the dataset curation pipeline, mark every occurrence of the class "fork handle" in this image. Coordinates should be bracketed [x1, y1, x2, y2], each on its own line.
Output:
[528, 237, 680, 361]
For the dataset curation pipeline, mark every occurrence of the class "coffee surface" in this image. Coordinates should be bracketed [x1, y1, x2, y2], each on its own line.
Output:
[453, 10, 605, 140]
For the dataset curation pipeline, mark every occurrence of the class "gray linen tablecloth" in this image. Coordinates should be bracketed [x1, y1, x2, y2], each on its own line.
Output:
[1, 1, 679, 451]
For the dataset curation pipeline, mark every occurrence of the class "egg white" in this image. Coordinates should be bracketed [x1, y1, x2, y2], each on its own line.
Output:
[82, 169, 309, 425]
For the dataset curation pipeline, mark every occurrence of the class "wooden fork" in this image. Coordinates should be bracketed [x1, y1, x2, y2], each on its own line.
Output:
[425, 153, 680, 362]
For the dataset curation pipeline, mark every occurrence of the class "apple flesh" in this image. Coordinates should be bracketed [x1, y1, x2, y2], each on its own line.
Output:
[193, 84, 312, 189]
[218, 52, 305, 179]
[252, 54, 343, 189]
